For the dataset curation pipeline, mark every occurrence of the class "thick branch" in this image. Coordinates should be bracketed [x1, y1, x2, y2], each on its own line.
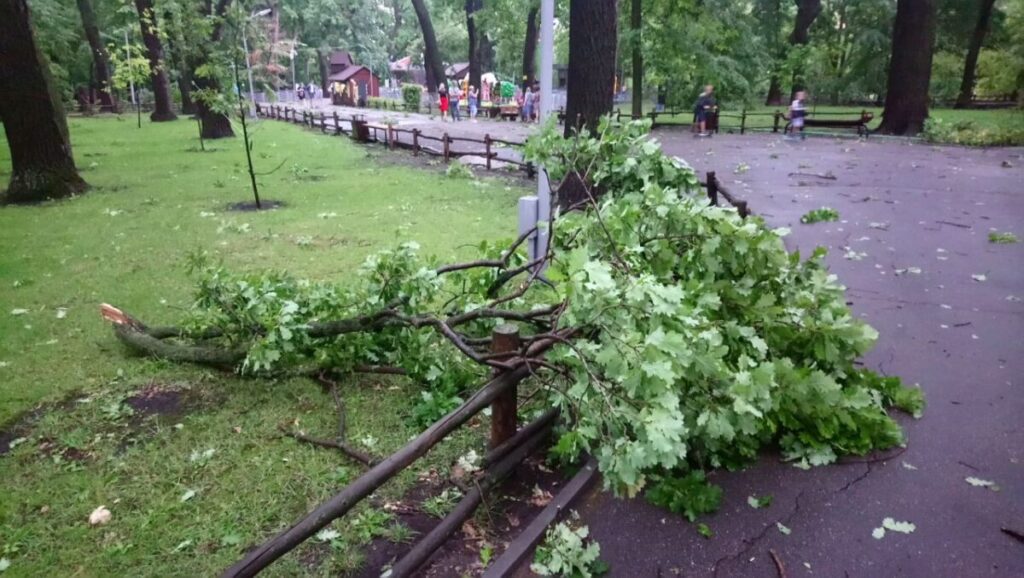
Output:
[278, 426, 376, 467]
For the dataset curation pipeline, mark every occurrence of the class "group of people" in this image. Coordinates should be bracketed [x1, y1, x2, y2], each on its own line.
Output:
[518, 83, 540, 123]
[690, 84, 809, 140]
[437, 82, 481, 122]
[295, 82, 323, 106]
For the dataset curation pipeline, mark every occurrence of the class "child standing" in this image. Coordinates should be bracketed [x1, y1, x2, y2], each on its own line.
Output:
[789, 90, 807, 140]
[468, 85, 479, 121]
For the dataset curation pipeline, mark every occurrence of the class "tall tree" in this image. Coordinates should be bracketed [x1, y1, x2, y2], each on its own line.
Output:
[134, 0, 178, 121]
[466, 0, 483, 91]
[411, 0, 446, 93]
[955, 0, 997, 107]
[789, 0, 823, 98]
[191, 0, 234, 138]
[630, 0, 642, 119]
[564, 0, 617, 137]
[878, 0, 937, 135]
[76, 0, 118, 112]
[0, 0, 89, 204]
[761, 0, 785, 105]
[521, 3, 538, 87]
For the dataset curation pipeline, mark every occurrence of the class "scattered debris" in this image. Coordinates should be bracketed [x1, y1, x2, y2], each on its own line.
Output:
[89, 505, 112, 526]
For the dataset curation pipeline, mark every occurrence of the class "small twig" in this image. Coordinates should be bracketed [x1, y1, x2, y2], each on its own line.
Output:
[1001, 527, 1024, 544]
[788, 171, 836, 180]
[769, 549, 787, 578]
[277, 426, 376, 467]
[936, 220, 971, 229]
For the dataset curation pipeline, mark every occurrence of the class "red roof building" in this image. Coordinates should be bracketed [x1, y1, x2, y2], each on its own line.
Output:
[327, 52, 380, 106]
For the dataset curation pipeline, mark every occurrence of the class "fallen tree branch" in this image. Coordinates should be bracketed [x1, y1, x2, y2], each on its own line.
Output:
[434, 226, 537, 275]
[221, 332, 569, 577]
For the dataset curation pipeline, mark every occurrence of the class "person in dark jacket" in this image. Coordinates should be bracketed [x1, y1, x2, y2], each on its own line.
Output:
[692, 85, 715, 136]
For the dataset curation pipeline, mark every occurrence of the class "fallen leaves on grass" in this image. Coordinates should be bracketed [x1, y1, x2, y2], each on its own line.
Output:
[89, 505, 112, 526]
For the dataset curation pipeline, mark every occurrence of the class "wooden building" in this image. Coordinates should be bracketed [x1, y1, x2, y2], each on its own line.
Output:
[328, 51, 380, 106]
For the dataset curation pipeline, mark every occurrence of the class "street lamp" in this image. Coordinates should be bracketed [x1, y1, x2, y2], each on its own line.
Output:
[242, 7, 272, 118]
[518, 0, 554, 263]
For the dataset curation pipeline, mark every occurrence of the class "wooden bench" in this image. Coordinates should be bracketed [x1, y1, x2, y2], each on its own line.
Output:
[499, 104, 520, 121]
[785, 111, 874, 136]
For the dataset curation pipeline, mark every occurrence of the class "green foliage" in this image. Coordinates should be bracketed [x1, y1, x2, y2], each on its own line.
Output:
[988, 231, 1019, 244]
[402, 84, 424, 112]
[645, 471, 722, 522]
[531, 514, 608, 578]
[524, 119, 924, 494]
[445, 163, 475, 180]
[800, 207, 840, 224]
[421, 488, 462, 518]
[922, 118, 1024, 146]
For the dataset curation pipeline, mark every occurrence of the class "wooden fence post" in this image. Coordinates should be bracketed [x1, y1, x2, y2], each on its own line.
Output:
[412, 129, 420, 155]
[442, 133, 450, 162]
[484, 134, 492, 170]
[773, 111, 781, 133]
[332, 111, 340, 135]
[706, 171, 718, 206]
[489, 325, 521, 449]
[320, 112, 326, 133]
[740, 109, 747, 134]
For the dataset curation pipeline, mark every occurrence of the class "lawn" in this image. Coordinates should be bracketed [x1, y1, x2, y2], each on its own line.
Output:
[0, 116, 526, 576]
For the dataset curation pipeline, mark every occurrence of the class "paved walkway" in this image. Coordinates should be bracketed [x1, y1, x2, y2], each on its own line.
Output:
[574, 132, 1024, 577]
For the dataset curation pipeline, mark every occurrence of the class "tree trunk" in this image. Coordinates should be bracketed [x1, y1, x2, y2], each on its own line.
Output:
[391, 0, 404, 58]
[75, 0, 118, 113]
[564, 0, 617, 138]
[316, 49, 329, 94]
[630, 0, 642, 119]
[766, 75, 784, 105]
[466, 0, 482, 92]
[479, 32, 495, 73]
[192, 0, 234, 138]
[411, 0, 445, 95]
[877, 0, 937, 135]
[0, 0, 89, 204]
[521, 4, 539, 88]
[134, 0, 177, 121]
[789, 0, 822, 99]
[955, 0, 996, 109]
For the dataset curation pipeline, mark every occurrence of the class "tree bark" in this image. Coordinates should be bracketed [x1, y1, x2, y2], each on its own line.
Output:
[75, 0, 118, 113]
[789, 0, 822, 99]
[954, 0, 996, 108]
[0, 0, 89, 204]
[411, 0, 446, 95]
[316, 48, 329, 94]
[134, 0, 178, 121]
[878, 0, 937, 135]
[175, 65, 197, 115]
[521, 4, 539, 88]
[466, 0, 483, 92]
[766, 75, 784, 105]
[630, 0, 642, 119]
[564, 0, 617, 138]
[191, 0, 234, 138]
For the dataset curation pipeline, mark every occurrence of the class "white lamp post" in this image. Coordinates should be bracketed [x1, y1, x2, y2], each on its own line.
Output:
[518, 0, 554, 263]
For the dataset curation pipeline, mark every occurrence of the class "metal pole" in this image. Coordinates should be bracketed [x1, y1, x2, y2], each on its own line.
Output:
[534, 0, 555, 261]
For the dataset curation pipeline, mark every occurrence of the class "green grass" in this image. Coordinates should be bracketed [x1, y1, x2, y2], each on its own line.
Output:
[630, 102, 1024, 136]
[0, 116, 525, 576]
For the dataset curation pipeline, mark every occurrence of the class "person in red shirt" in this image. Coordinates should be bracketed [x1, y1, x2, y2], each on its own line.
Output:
[438, 83, 449, 121]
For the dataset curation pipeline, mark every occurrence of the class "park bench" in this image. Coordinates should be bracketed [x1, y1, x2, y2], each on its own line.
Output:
[784, 110, 874, 136]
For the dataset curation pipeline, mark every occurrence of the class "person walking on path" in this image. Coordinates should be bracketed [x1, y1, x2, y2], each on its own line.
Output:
[468, 85, 479, 121]
[788, 90, 808, 140]
[438, 83, 450, 122]
[522, 85, 535, 123]
[692, 85, 715, 136]
[450, 82, 462, 122]
[297, 83, 306, 106]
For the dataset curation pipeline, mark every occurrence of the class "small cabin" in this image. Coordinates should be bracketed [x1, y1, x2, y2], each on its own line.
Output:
[327, 51, 380, 107]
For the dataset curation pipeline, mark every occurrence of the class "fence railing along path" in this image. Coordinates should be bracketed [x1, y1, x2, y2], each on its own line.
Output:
[254, 103, 751, 216]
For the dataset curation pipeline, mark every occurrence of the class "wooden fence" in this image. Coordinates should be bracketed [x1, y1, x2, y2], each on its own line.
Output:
[255, 103, 536, 177]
